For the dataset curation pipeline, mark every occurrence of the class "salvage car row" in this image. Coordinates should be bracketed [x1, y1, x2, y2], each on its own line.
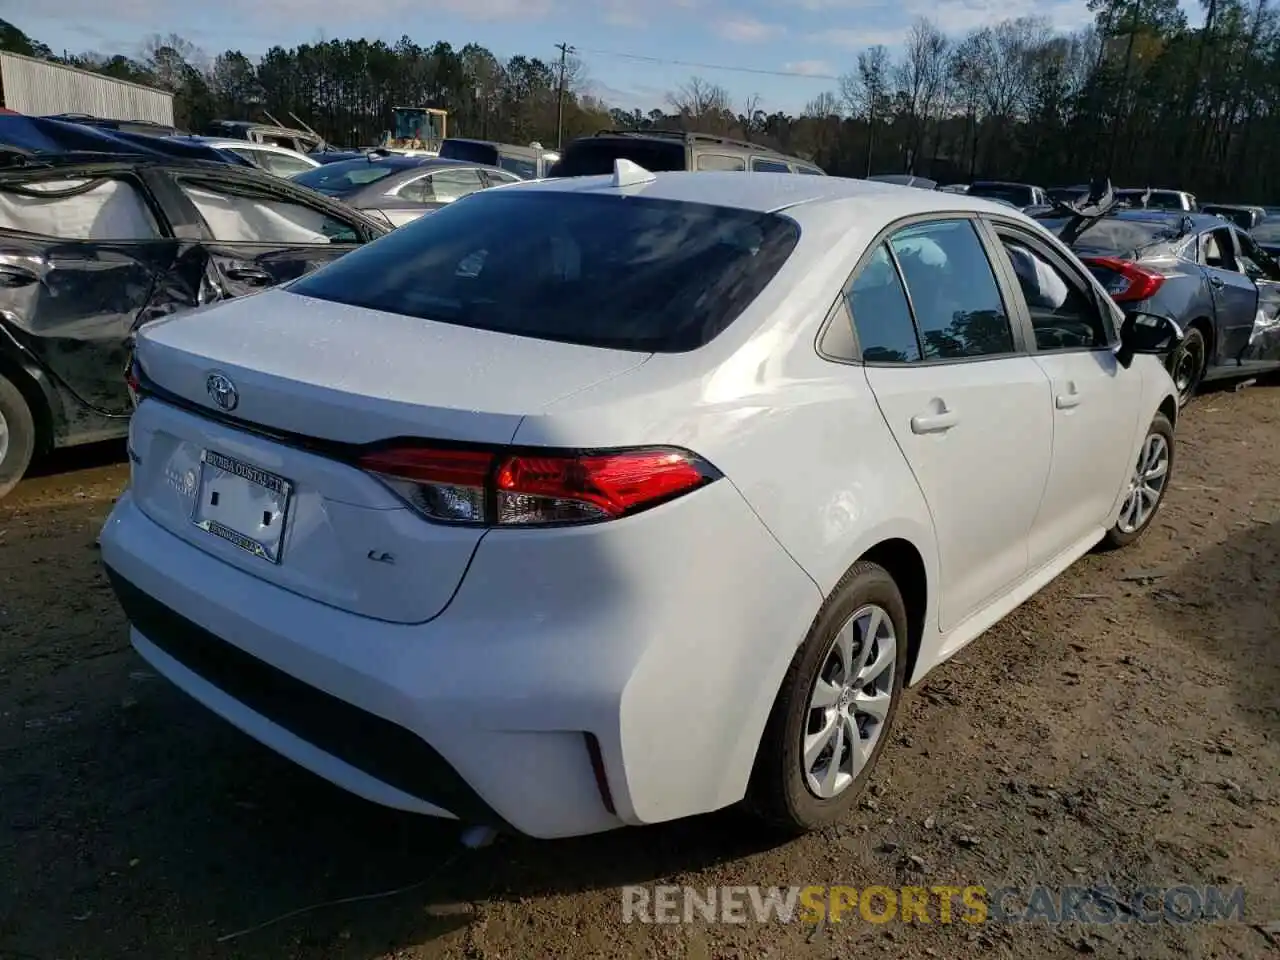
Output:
[3, 115, 1280, 843]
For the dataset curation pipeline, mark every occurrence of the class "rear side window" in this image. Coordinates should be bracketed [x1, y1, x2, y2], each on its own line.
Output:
[752, 157, 792, 173]
[795, 165, 824, 175]
[499, 156, 538, 179]
[697, 154, 746, 171]
[177, 179, 359, 245]
[289, 190, 800, 352]
[0, 177, 161, 240]
[553, 139, 686, 176]
[846, 244, 921, 362]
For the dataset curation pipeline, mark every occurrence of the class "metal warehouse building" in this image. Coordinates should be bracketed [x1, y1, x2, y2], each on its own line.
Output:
[0, 51, 175, 126]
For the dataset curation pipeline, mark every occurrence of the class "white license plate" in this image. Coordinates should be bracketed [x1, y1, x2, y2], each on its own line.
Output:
[191, 450, 292, 563]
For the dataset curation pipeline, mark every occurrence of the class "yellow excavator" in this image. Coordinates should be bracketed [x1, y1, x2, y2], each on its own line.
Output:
[381, 106, 448, 155]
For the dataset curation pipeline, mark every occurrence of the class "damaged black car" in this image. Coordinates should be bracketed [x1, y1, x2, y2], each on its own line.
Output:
[0, 118, 388, 497]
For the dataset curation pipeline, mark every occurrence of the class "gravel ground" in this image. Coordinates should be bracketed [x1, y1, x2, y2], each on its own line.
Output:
[1, 385, 1278, 960]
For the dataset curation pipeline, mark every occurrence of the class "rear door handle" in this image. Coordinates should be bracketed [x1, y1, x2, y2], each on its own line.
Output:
[1056, 392, 1081, 409]
[224, 265, 273, 284]
[910, 410, 958, 434]
[1209, 275, 1225, 289]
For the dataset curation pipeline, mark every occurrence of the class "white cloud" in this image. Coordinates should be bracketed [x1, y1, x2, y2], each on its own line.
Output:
[814, 26, 910, 49]
[905, 0, 1093, 33]
[784, 59, 836, 76]
[714, 17, 787, 42]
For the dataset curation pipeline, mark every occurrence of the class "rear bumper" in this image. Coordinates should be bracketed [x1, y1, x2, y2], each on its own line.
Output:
[101, 482, 821, 839]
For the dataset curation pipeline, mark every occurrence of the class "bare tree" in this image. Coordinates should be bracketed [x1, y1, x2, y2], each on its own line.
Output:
[895, 18, 950, 171]
[803, 91, 841, 118]
[838, 45, 891, 175]
[667, 76, 733, 130]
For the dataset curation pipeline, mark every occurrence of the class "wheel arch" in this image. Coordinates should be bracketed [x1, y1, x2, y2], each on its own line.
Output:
[858, 538, 930, 689]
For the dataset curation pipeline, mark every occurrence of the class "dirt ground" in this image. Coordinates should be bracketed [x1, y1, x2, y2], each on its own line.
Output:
[1, 385, 1278, 960]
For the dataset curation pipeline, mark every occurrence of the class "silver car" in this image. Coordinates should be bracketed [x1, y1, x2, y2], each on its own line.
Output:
[290, 154, 522, 228]
[167, 135, 321, 179]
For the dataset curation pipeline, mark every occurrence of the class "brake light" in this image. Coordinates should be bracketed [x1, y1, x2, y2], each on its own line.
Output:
[124, 353, 142, 409]
[1082, 256, 1165, 302]
[356, 444, 719, 526]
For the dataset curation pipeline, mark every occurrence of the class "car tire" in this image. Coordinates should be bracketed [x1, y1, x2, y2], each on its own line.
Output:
[1168, 326, 1206, 408]
[746, 561, 909, 834]
[0, 373, 35, 500]
[1101, 412, 1175, 550]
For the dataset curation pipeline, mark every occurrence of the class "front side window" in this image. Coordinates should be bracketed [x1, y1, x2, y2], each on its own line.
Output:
[697, 154, 746, 172]
[751, 157, 792, 173]
[288, 190, 800, 352]
[888, 220, 1015, 359]
[177, 178, 359, 245]
[0, 176, 162, 240]
[996, 235, 1107, 350]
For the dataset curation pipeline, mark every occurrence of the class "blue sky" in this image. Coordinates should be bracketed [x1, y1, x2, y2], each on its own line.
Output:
[5, 0, 1194, 116]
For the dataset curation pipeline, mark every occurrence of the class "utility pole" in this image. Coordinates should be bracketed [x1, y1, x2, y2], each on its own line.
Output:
[555, 42, 577, 150]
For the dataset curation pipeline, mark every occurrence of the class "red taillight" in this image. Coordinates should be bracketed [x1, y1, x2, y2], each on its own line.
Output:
[356, 444, 717, 526]
[124, 354, 142, 408]
[1082, 255, 1165, 302]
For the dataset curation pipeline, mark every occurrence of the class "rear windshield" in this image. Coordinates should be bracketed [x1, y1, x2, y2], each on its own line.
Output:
[551, 139, 686, 177]
[969, 183, 1034, 206]
[1037, 216, 1185, 257]
[288, 190, 800, 352]
[1116, 190, 1186, 210]
[292, 159, 401, 196]
[440, 140, 500, 166]
[1252, 220, 1280, 243]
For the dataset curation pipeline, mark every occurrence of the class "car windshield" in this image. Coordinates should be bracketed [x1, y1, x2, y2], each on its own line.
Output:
[1037, 216, 1185, 258]
[291, 159, 402, 196]
[1252, 219, 1280, 243]
[968, 183, 1033, 206]
[288, 190, 800, 352]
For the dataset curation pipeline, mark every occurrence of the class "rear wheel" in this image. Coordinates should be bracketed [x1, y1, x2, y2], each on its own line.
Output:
[0, 373, 35, 500]
[1168, 325, 1206, 408]
[746, 561, 908, 833]
[1102, 412, 1174, 550]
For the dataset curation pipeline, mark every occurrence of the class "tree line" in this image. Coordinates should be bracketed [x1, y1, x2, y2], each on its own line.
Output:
[1, 1, 1277, 202]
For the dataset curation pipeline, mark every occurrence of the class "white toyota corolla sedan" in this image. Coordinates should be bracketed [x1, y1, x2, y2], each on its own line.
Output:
[101, 163, 1181, 840]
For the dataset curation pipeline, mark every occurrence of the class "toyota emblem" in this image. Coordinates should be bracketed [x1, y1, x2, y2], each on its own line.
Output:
[206, 372, 239, 412]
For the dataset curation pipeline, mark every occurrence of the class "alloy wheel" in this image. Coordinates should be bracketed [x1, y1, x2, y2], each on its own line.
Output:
[0, 407, 8, 466]
[802, 604, 896, 799]
[1117, 431, 1171, 533]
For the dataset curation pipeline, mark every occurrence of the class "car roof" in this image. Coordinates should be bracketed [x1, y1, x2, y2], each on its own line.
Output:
[499, 170, 1031, 217]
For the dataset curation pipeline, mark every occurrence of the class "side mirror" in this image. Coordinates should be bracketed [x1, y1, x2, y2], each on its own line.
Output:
[1116, 312, 1183, 368]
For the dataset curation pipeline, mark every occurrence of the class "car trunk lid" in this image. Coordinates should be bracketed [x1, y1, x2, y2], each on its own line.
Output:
[128, 288, 650, 623]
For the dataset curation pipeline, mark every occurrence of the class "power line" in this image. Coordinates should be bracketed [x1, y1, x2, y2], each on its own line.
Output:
[573, 47, 842, 82]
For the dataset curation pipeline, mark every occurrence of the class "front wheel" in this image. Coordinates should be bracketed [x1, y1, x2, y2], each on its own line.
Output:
[1168, 326, 1206, 408]
[746, 561, 908, 834]
[1102, 412, 1175, 550]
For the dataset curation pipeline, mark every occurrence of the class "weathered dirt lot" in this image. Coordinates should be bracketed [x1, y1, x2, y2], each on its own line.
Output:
[1, 386, 1278, 960]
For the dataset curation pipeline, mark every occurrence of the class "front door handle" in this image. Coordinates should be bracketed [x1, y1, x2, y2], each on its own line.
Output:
[1055, 392, 1082, 409]
[0, 264, 38, 288]
[910, 410, 958, 434]
[1209, 275, 1225, 289]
